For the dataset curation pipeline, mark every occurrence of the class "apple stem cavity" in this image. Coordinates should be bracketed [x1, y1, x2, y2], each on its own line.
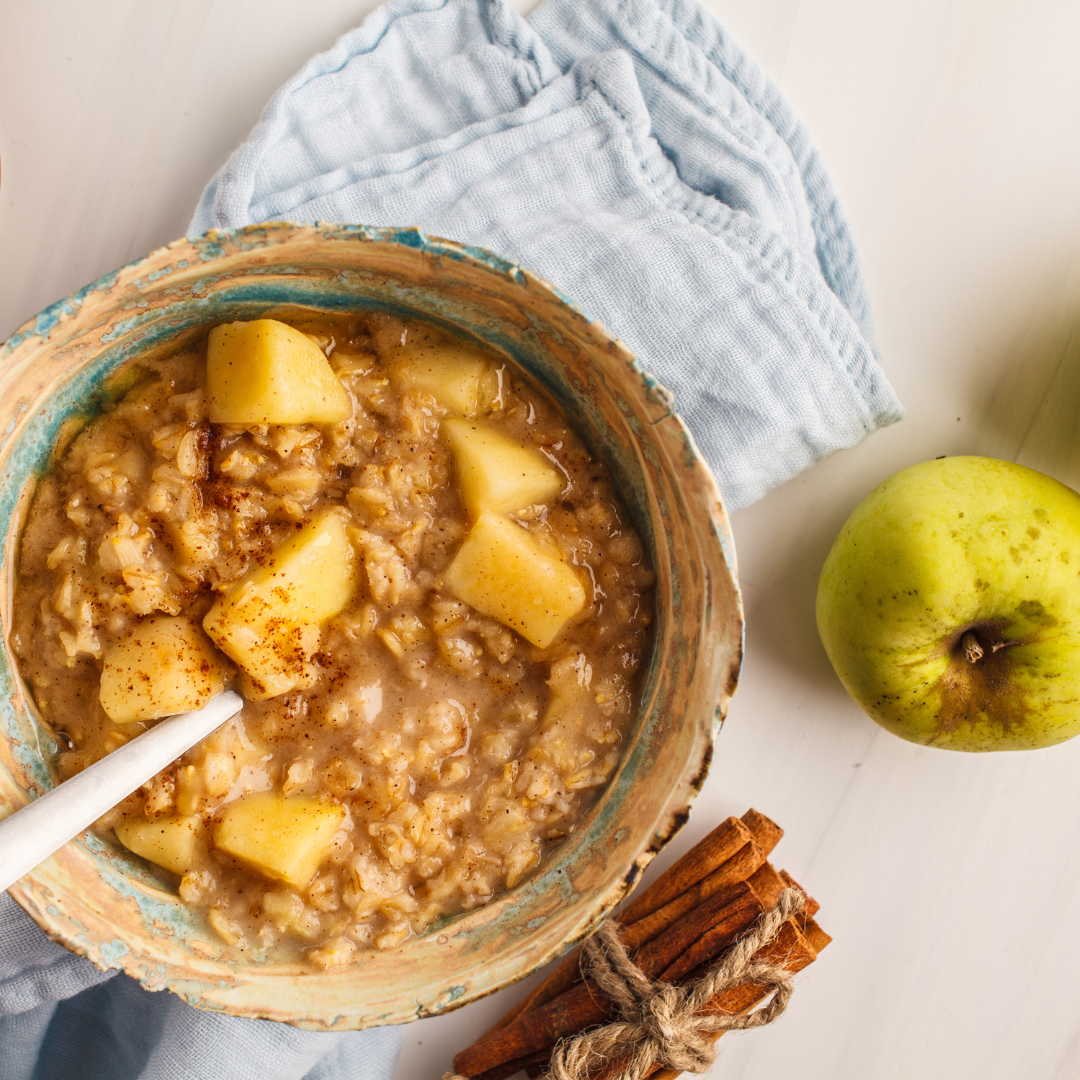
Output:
[936, 623, 1026, 738]
[961, 631, 984, 664]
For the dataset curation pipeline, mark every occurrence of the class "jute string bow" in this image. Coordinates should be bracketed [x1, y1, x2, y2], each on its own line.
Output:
[445, 887, 805, 1080]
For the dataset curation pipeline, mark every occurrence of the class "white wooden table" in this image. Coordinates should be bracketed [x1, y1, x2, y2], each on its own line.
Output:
[3, 2, 1080, 1077]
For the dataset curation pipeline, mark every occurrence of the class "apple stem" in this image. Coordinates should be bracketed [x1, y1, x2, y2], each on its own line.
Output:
[961, 631, 984, 663]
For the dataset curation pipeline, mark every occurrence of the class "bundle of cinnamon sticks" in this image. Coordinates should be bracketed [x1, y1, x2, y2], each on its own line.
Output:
[451, 809, 830, 1080]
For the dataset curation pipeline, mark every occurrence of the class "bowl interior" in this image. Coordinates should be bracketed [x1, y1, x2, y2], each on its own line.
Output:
[0, 223, 741, 1028]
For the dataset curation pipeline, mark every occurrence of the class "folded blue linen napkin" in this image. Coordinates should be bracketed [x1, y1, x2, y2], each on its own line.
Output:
[3, 1, 901, 1077]
[191, 0, 902, 511]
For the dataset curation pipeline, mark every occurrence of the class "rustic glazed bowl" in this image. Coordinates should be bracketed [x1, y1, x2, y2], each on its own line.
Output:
[0, 223, 742, 1028]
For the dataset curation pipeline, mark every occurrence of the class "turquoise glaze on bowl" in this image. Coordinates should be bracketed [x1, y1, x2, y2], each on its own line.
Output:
[0, 223, 742, 1028]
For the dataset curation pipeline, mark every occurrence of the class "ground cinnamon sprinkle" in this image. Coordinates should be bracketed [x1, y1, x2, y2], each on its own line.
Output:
[11, 311, 656, 965]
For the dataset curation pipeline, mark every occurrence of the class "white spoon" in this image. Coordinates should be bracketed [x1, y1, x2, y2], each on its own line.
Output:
[0, 690, 244, 893]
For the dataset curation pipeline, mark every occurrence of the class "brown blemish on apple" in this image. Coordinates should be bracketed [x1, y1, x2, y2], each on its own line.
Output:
[933, 602, 1059, 738]
[934, 619, 1028, 736]
[1017, 599, 1057, 625]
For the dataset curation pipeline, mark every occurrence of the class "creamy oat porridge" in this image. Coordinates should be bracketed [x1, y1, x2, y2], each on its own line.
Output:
[11, 312, 655, 966]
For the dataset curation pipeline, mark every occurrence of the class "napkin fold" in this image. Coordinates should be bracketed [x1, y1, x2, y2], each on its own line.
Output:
[4, 0, 902, 1077]
[191, 0, 902, 510]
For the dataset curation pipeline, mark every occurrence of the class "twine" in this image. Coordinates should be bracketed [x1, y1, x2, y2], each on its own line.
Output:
[445, 887, 806, 1080]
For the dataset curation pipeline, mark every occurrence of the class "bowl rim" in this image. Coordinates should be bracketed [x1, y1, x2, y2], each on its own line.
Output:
[0, 221, 743, 1027]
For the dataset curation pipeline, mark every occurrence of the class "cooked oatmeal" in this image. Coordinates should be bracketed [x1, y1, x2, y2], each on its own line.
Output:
[11, 312, 655, 964]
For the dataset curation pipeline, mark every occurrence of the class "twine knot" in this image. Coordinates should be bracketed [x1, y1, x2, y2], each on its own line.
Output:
[545, 887, 806, 1080]
[443, 888, 805, 1080]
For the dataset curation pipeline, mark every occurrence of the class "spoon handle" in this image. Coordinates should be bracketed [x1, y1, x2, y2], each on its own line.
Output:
[0, 691, 243, 893]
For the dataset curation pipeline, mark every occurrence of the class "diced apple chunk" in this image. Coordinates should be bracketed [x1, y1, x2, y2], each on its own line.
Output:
[99, 616, 226, 722]
[388, 335, 498, 417]
[213, 794, 345, 887]
[203, 510, 357, 698]
[443, 418, 564, 519]
[207, 319, 351, 425]
[115, 815, 202, 876]
[443, 512, 586, 648]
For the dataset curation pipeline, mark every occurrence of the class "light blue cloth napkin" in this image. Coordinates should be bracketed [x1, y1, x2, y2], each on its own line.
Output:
[191, 0, 902, 511]
[4, 0, 902, 1076]
[0, 895, 400, 1080]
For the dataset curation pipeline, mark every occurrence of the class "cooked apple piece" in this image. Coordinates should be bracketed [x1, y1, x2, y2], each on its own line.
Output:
[442, 418, 564, 519]
[206, 319, 351, 425]
[443, 512, 586, 648]
[99, 616, 226, 722]
[114, 815, 202, 876]
[213, 793, 345, 887]
[203, 510, 356, 698]
[388, 337, 496, 416]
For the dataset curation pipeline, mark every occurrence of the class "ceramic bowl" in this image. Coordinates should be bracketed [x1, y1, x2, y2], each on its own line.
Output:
[0, 222, 742, 1028]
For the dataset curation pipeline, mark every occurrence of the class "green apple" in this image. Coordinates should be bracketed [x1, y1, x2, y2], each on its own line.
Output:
[816, 456, 1080, 751]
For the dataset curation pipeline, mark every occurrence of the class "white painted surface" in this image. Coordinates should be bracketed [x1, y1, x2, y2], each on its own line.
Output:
[2, 2, 1080, 1077]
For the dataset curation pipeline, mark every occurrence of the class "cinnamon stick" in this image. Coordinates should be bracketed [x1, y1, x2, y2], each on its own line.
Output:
[622, 841, 765, 952]
[482, 1050, 551, 1080]
[655, 896, 766, 985]
[486, 818, 758, 1036]
[618, 816, 756, 924]
[740, 808, 783, 856]
[779, 869, 820, 918]
[452, 884, 764, 1079]
[746, 860, 786, 907]
[641, 919, 820, 1080]
[801, 916, 832, 954]
[772, 868, 826, 944]
[522, 898, 830, 1080]
[496, 854, 759, 1080]
[678, 912, 821, 993]
[479, 884, 774, 1080]
[628, 883, 762, 988]
[455, 810, 827, 1080]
